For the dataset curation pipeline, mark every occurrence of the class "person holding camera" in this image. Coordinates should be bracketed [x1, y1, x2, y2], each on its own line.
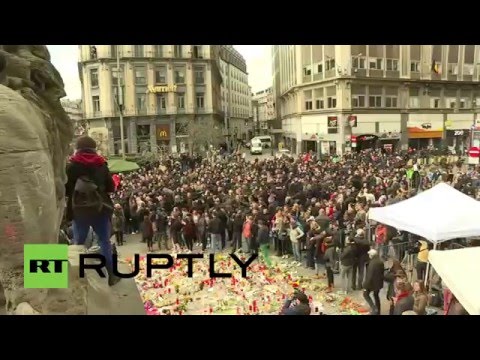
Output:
[280, 290, 311, 315]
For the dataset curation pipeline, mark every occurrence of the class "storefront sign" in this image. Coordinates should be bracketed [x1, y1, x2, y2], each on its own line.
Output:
[147, 84, 177, 93]
[156, 125, 170, 140]
[358, 134, 378, 142]
[348, 115, 357, 127]
[327, 116, 338, 128]
[454, 130, 464, 136]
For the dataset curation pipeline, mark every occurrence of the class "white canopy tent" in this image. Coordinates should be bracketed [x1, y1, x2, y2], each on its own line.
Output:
[368, 183, 480, 243]
[428, 247, 480, 315]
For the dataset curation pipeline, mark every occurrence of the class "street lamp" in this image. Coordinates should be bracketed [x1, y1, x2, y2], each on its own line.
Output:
[114, 46, 126, 159]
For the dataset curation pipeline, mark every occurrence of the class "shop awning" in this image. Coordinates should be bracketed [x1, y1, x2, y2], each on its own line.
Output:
[408, 127, 443, 139]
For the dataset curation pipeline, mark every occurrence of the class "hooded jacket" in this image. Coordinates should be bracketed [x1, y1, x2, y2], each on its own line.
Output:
[65, 149, 115, 221]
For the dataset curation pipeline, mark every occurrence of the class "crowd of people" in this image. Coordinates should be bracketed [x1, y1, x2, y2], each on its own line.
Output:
[66, 135, 477, 314]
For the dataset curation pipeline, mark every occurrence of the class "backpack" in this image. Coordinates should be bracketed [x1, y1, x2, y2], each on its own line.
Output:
[72, 175, 106, 217]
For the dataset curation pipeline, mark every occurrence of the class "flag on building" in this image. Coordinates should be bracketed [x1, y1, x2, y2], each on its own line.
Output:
[432, 61, 441, 74]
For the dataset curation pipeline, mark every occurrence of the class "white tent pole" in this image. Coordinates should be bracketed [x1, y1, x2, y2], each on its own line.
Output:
[424, 242, 437, 287]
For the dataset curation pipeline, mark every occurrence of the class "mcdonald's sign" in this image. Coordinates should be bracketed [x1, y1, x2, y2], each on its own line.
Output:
[156, 125, 169, 140]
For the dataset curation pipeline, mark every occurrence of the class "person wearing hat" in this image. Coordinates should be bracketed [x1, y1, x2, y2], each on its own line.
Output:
[280, 289, 311, 315]
[65, 136, 120, 286]
[362, 249, 385, 315]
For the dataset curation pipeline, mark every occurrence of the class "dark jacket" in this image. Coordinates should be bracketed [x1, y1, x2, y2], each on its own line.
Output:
[363, 256, 384, 291]
[256, 225, 270, 245]
[324, 244, 336, 268]
[232, 214, 244, 233]
[340, 245, 356, 267]
[112, 209, 125, 232]
[208, 216, 222, 234]
[65, 149, 115, 221]
[280, 300, 311, 315]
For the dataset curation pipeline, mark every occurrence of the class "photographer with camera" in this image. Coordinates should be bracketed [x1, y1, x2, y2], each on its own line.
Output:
[280, 289, 311, 315]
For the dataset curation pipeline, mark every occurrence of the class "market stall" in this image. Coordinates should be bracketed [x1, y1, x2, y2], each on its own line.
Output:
[428, 247, 480, 315]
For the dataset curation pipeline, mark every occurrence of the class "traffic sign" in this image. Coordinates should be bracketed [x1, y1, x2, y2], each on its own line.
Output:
[468, 147, 480, 158]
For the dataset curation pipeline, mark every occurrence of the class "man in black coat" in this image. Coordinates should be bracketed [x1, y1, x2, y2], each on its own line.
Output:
[65, 136, 119, 286]
[362, 249, 384, 315]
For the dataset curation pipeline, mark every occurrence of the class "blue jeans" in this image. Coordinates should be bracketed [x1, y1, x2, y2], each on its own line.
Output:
[210, 233, 222, 253]
[292, 241, 301, 262]
[72, 214, 113, 270]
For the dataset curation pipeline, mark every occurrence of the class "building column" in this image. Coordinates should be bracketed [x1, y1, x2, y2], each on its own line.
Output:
[129, 120, 138, 154]
[170, 116, 177, 153]
[150, 120, 157, 152]
[400, 112, 409, 150]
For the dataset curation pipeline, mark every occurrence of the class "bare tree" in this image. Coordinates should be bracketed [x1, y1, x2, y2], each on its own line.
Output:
[139, 141, 170, 162]
[177, 118, 224, 155]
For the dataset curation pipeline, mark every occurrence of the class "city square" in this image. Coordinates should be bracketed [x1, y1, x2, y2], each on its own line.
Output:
[0, 45, 479, 315]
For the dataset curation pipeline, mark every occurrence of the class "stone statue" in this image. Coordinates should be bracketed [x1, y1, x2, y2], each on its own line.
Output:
[0, 45, 77, 314]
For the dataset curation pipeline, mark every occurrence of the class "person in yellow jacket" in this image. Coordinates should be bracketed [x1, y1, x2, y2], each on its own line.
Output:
[416, 240, 429, 281]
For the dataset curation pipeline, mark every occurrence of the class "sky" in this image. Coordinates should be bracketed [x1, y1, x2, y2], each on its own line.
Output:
[47, 45, 272, 100]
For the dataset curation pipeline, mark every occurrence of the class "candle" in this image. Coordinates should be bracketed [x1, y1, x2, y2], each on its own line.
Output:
[178, 310, 183, 315]
[209, 307, 213, 314]
[176, 298, 180, 305]
[249, 305, 253, 311]
[168, 288, 171, 294]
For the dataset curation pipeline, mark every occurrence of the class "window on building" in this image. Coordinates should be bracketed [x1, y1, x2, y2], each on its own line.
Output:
[369, 58, 383, 70]
[432, 98, 441, 108]
[152, 67, 165, 84]
[90, 68, 99, 87]
[174, 45, 183, 58]
[111, 65, 124, 86]
[459, 98, 466, 108]
[352, 95, 365, 107]
[305, 100, 313, 110]
[135, 66, 147, 85]
[464, 64, 474, 76]
[409, 96, 420, 108]
[410, 61, 420, 72]
[92, 95, 100, 112]
[174, 67, 185, 83]
[386, 59, 398, 71]
[196, 92, 204, 109]
[154, 45, 163, 57]
[327, 97, 336, 108]
[369, 95, 382, 107]
[192, 45, 203, 58]
[315, 99, 324, 109]
[317, 63, 323, 73]
[111, 45, 117, 57]
[194, 66, 205, 84]
[134, 45, 144, 57]
[90, 46, 97, 60]
[352, 57, 366, 69]
[156, 94, 166, 110]
[177, 93, 185, 109]
[325, 59, 335, 71]
[304, 67, 311, 76]
[136, 92, 147, 113]
[385, 96, 397, 108]
[448, 99, 456, 108]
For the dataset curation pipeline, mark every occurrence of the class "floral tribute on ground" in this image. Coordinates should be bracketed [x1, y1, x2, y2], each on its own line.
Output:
[124, 254, 369, 315]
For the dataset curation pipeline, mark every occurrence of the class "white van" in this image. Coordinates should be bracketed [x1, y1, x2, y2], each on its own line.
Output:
[250, 139, 263, 155]
[252, 136, 272, 149]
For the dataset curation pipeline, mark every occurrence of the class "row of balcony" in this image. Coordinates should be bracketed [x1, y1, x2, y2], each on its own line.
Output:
[85, 106, 218, 119]
[82, 46, 208, 62]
